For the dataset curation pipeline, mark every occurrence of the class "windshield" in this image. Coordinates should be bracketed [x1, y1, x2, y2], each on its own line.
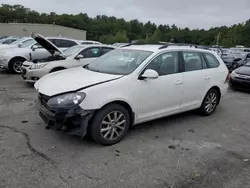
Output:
[2, 39, 18, 44]
[11, 38, 25, 45]
[63, 45, 85, 57]
[86, 49, 153, 75]
[20, 39, 36, 48]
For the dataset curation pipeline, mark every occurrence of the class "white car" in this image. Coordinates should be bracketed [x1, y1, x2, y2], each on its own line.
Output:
[21, 44, 115, 83]
[0, 37, 33, 50]
[0, 33, 81, 73]
[35, 44, 229, 145]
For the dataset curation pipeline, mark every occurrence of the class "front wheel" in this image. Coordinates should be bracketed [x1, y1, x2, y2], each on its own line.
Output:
[199, 89, 220, 116]
[90, 104, 130, 145]
[9, 58, 25, 74]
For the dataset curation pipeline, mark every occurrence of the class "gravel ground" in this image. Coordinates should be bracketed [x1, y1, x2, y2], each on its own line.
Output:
[1, 70, 250, 188]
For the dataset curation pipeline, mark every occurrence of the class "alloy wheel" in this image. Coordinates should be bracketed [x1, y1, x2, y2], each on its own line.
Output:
[13, 61, 23, 73]
[204, 92, 217, 113]
[100, 111, 126, 141]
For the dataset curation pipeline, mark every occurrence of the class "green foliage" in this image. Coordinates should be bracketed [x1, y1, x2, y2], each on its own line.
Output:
[0, 4, 250, 46]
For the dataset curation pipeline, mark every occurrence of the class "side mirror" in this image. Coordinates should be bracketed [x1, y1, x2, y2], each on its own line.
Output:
[75, 54, 84, 60]
[32, 45, 38, 51]
[139, 69, 159, 80]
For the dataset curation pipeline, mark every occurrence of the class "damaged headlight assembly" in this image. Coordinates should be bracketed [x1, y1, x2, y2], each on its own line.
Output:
[47, 92, 86, 109]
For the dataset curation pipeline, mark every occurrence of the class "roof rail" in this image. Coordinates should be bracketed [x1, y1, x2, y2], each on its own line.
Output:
[158, 43, 198, 49]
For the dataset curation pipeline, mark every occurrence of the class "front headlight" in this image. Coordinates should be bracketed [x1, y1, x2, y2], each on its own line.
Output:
[30, 63, 47, 70]
[47, 92, 86, 108]
[230, 71, 238, 78]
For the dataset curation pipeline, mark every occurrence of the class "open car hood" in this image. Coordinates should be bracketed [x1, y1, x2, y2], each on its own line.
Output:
[31, 32, 65, 56]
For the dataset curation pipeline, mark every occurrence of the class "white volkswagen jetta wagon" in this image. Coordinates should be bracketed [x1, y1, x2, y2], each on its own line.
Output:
[34, 44, 229, 145]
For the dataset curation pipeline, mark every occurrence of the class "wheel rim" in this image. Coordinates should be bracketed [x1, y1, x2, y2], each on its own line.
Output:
[100, 111, 126, 141]
[205, 92, 217, 113]
[13, 61, 23, 73]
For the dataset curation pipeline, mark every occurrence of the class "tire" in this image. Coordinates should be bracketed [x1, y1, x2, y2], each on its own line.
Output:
[199, 89, 220, 116]
[9, 58, 25, 74]
[90, 104, 130, 145]
[50, 67, 66, 73]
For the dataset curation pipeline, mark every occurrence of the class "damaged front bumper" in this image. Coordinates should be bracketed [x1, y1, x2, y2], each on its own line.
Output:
[37, 98, 94, 138]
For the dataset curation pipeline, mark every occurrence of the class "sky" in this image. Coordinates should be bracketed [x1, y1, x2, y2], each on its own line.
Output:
[1, 0, 250, 29]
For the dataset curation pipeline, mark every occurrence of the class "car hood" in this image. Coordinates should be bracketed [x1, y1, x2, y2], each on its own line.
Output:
[34, 67, 123, 96]
[31, 32, 65, 56]
[235, 66, 250, 76]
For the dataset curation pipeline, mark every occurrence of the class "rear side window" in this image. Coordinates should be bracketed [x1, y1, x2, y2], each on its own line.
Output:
[203, 53, 220, 68]
[101, 47, 114, 55]
[182, 52, 203, 72]
[79, 47, 100, 58]
[53, 39, 77, 48]
[81, 42, 94, 44]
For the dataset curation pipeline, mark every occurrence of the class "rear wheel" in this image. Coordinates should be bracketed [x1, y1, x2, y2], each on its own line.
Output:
[199, 89, 220, 116]
[90, 104, 130, 145]
[9, 58, 25, 74]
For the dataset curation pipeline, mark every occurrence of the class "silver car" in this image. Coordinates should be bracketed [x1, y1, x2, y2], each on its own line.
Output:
[21, 43, 115, 83]
[0, 33, 81, 73]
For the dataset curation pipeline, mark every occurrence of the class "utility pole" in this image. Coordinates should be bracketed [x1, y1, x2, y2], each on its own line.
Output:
[216, 32, 221, 46]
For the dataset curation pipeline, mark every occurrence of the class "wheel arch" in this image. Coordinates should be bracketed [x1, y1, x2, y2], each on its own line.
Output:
[50, 66, 67, 73]
[99, 100, 135, 126]
[8, 56, 27, 68]
[206, 86, 221, 105]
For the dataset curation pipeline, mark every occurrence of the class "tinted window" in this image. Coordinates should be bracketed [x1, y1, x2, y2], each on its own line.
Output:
[80, 47, 100, 58]
[102, 47, 114, 55]
[204, 53, 220, 68]
[145, 51, 179, 76]
[2, 39, 17, 44]
[182, 52, 203, 72]
[81, 42, 94, 44]
[53, 39, 77, 48]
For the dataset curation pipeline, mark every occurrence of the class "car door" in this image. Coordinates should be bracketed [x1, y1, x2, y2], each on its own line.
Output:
[180, 51, 211, 110]
[136, 51, 183, 122]
[70, 47, 101, 68]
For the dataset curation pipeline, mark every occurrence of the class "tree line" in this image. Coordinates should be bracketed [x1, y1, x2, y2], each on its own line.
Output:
[0, 4, 250, 47]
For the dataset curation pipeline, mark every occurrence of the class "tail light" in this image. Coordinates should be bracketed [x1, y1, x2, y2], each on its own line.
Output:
[225, 72, 230, 83]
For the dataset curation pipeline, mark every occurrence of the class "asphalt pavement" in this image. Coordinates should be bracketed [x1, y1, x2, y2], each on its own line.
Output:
[1, 70, 250, 188]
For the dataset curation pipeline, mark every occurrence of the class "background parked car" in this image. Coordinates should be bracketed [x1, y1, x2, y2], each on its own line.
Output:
[230, 61, 250, 91]
[0, 33, 81, 73]
[0, 37, 33, 50]
[0, 36, 21, 44]
[21, 44, 115, 83]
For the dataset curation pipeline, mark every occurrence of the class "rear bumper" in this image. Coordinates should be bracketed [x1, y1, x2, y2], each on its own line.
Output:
[229, 77, 250, 91]
[221, 83, 229, 97]
[37, 97, 94, 137]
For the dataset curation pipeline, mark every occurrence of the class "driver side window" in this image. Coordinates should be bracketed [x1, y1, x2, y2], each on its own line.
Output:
[144, 51, 179, 76]
[79, 47, 100, 58]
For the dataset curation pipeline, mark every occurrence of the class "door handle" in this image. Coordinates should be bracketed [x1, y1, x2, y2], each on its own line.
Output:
[175, 80, 183, 85]
[205, 76, 211, 80]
